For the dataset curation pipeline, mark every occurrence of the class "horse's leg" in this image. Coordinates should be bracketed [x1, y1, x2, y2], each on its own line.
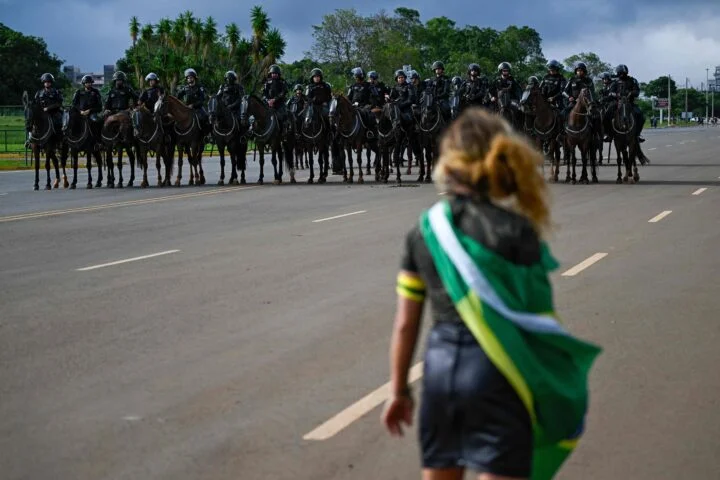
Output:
[615, 142, 622, 184]
[197, 144, 206, 185]
[239, 141, 247, 184]
[564, 145, 573, 183]
[579, 145, 589, 184]
[85, 150, 93, 189]
[43, 151, 52, 190]
[175, 146, 184, 186]
[127, 146, 136, 187]
[258, 146, 265, 185]
[164, 146, 174, 187]
[156, 154, 163, 186]
[307, 148, 315, 184]
[356, 144, 364, 184]
[59, 145, 69, 188]
[117, 148, 126, 188]
[70, 150, 78, 189]
[406, 140, 413, 175]
[140, 149, 149, 188]
[49, 150, 60, 189]
[218, 144, 226, 185]
[93, 150, 103, 188]
[106, 149, 115, 188]
[345, 144, 354, 183]
[394, 140, 403, 184]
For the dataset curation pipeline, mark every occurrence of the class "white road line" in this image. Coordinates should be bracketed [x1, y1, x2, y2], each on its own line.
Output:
[561, 253, 608, 277]
[77, 250, 180, 271]
[665, 145, 673, 147]
[692, 188, 707, 196]
[648, 147, 657, 151]
[312, 210, 367, 223]
[303, 362, 424, 441]
[648, 210, 672, 223]
[0, 193, 7, 196]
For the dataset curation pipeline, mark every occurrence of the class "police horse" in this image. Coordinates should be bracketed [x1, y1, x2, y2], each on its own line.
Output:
[22, 91, 67, 190]
[208, 94, 247, 185]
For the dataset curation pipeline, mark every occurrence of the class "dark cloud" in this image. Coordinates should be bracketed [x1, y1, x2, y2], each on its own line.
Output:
[2, 0, 719, 83]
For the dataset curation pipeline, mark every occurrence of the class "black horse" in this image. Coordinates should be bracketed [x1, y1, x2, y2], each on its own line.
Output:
[208, 94, 247, 185]
[101, 111, 136, 188]
[131, 104, 175, 188]
[374, 102, 405, 184]
[62, 107, 104, 189]
[22, 90, 67, 190]
[300, 102, 332, 184]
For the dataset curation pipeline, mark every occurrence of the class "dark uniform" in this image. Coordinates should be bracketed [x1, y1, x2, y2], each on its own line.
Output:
[429, 61, 452, 121]
[562, 70, 595, 122]
[71, 80, 103, 139]
[461, 75, 490, 108]
[540, 73, 566, 109]
[287, 84, 306, 134]
[388, 73, 416, 126]
[263, 65, 290, 131]
[217, 80, 245, 117]
[105, 85, 138, 114]
[30, 82, 64, 134]
[306, 72, 333, 120]
[368, 71, 389, 108]
[176, 84, 208, 118]
[489, 75, 523, 105]
[608, 65, 644, 141]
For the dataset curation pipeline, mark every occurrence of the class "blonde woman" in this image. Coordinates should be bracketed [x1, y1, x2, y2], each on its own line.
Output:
[382, 107, 601, 480]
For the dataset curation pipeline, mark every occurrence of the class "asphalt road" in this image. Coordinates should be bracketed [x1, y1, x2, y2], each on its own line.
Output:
[1, 126, 719, 479]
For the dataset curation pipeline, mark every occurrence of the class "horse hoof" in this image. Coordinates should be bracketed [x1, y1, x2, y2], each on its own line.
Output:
[629, 177, 636, 185]
[70, 184, 76, 190]
[95, 181, 102, 188]
[592, 176, 599, 184]
[107, 183, 115, 189]
[141, 181, 148, 188]
[307, 178, 314, 184]
[63, 179, 69, 189]
[53, 180, 59, 189]
[200, 177, 206, 185]
[45, 184, 51, 190]
[218, 180, 225, 186]
[118, 182, 124, 189]
[417, 176, 424, 183]
[274, 179, 281, 185]
[127, 180, 133, 187]
[572, 179, 577, 185]
[258, 179, 264, 185]
[241, 178, 246, 185]
[348, 177, 354, 184]
[189, 178, 195, 186]
[616, 177, 622, 184]
[34, 185, 39, 191]
[633, 173, 640, 182]
[290, 177, 297, 184]
[358, 177, 364, 184]
[174, 180, 181, 187]
[87, 183, 93, 189]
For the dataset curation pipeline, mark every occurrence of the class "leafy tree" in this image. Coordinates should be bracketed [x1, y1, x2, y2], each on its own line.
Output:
[0, 23, 70, 104]
[644, 76, 677, 99]
[563, 52, 612, 79]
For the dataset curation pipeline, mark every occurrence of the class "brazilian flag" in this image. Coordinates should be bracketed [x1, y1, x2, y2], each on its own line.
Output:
[419, 200, 602, 480]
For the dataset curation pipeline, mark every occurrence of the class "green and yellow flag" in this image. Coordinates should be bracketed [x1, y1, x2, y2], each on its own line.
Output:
[420, 200, 602, 480]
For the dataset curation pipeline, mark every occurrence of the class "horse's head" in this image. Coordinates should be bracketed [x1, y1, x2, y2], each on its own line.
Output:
[207, 95, 218, 123]
[328, 96, 338, 125]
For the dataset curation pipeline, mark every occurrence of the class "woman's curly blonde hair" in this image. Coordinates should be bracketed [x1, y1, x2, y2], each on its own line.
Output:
[434, 107, 551, 235]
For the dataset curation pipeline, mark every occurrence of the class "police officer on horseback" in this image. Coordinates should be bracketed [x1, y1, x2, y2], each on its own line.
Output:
[368, 71, 389, 108]
[489, 62, 523, 108]
[305, 67, 333, 124]
[347, 67, 374, 123]
[562, 62, 596, 122]
[461, 64, 490, 110]
[104, 71, 138, 116]
[71, 74, 103, 138]
[27, 73, 64, 143]
[598, 72, 615, 142]
[386, 69, 416, 129]
[217, 70, 245, 119]
[137, 73, 164, 109]
[540, 60, 567, 109]
[428, 61, 452, 122]
[176, 68, 210, 137]
[607, 64, 645, 143]
[262, 64, 290, 133]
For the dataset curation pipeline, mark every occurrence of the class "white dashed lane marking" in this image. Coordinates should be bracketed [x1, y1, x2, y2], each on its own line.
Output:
[648, 211, 672, 223]
[561, 253, 608, 277]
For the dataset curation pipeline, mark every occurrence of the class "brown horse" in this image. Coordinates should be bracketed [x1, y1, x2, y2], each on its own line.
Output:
[22, 91, 67, 190]
[156, 93, 206, 186]
[101, 111, 136, 188]
[563, 88, 598, 184]
[520, 83, 563, 181]
[131, 105, 174, 187]
[62, 107, 105, 189]
[611, 95, 647, 184]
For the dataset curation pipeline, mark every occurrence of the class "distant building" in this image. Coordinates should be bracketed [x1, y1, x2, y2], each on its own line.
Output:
[103, 64, 116, 83]
[62, 65, 81, 83]
[711, 66, 720, 92]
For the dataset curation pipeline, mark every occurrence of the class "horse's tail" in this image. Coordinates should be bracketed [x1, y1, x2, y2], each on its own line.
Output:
[637, 142, 649, 166]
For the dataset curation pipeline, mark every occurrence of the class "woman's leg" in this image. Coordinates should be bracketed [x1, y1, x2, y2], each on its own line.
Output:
[478, 473, 528, 480]
[423, 467, 464, 480]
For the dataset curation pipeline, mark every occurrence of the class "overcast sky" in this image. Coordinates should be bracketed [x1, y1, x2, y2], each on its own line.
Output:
[3, 0, 719, 86]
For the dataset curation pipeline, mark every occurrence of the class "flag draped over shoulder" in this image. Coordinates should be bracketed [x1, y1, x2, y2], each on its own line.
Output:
[419, 200, 602, 480]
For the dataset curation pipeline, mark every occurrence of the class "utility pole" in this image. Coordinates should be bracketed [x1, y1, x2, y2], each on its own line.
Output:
[706, 68, 710, 125]
[668, 74, 672, 125]
[685, 77, 688, 122]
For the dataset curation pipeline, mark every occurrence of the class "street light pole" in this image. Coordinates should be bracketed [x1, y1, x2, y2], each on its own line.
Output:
[685, 77, 688, 122]
[706, 68, 709, 124]
[668, 74, 672, 125]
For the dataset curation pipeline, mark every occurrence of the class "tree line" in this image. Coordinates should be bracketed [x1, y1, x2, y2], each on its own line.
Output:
[1, 7, 718, 121]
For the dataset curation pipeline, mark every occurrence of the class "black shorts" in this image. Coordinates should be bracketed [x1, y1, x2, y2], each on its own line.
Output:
[419, 322, 533, 477]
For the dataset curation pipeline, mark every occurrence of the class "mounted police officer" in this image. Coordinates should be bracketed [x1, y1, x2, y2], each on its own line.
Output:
[609, 64, 645, 143]
[367, 71, 389, 109]
[598, 72, 615, 141]
[27, 73, 64, 142]
[386, 69, 416, 129]
[562, 62, 595, 122]
[104, 71, 138, 116]
[461, 63, 490, 110]
[408, 70, 424, 99]
[71, 74, 103, 139]
[540, 59, 567, 109]
[262, 64, 290, 133]
[176, 68, 210, 137]
[216, 70, 245, 119]
[305, 67, 333, 125]
[346, 67, 373, 123]
[428, 61, 452, 122]
[489, 62, 523, 109]
[137, 73, 164, 109]
[286, 83, 306, 133]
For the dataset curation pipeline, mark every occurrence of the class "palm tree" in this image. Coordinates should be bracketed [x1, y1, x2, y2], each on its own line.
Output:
[202, 16, 218, 65]
[250, 6, 269, 65]
[225, 23, 240, 61]
[129, 16, 141, 86]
